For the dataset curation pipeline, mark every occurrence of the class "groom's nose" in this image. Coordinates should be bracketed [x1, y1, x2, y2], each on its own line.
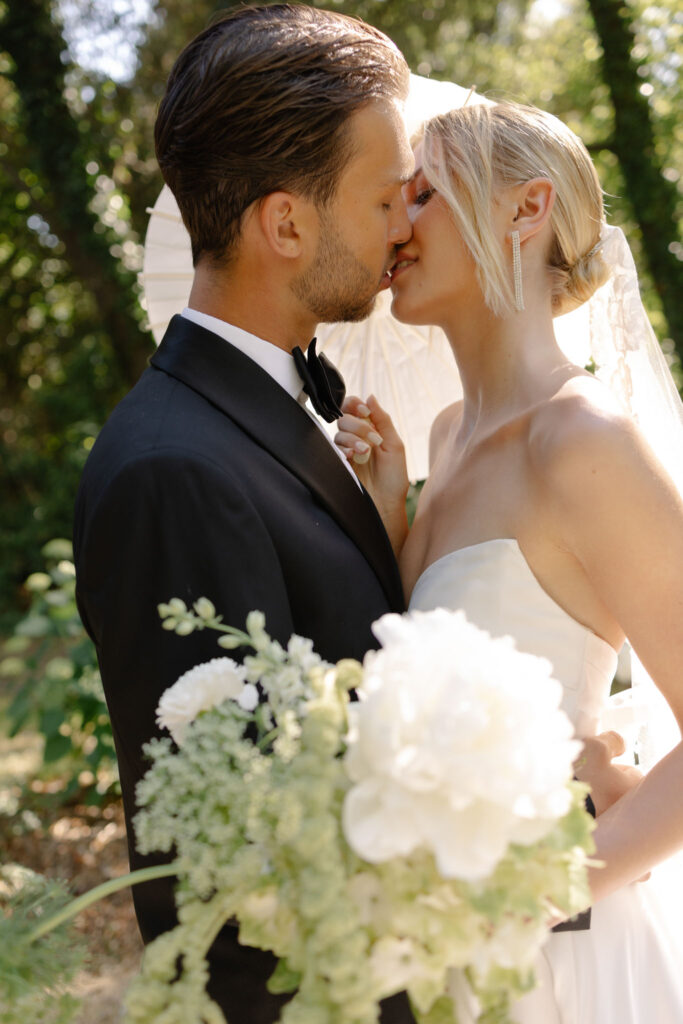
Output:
[388, 197, 412, 247]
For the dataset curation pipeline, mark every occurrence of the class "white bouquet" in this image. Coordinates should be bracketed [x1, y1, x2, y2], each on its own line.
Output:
[1, 602, 593, 1024]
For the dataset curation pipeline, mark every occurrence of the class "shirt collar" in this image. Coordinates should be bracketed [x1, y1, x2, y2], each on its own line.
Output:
[181, 307, 304, 401]
[180, 307, 361, 489]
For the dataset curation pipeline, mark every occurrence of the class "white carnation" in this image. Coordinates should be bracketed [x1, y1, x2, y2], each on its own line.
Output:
[156, 657, 249, 744]
[343, 609, 581, 881]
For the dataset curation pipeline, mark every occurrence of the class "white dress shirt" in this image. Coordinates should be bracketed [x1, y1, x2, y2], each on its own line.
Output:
[180, 307, 360, 485]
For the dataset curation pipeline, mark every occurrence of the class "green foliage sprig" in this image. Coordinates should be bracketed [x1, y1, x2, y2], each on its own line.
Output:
[0, 865, 86, 1024]
[1, 539, 117, 805]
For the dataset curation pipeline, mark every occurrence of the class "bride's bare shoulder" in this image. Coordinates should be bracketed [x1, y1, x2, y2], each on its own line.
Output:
[429, 401, 463, 467]
[529, 374, 660, 494]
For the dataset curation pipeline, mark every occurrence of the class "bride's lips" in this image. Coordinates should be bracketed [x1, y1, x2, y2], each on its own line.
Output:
[389, 251, 417, 284]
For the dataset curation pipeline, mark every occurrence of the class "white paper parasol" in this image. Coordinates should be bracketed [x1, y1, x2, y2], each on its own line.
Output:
[142, 183, 195, 340]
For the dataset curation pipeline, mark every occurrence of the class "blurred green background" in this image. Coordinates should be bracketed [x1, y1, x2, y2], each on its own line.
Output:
[1, 0, 682, 626]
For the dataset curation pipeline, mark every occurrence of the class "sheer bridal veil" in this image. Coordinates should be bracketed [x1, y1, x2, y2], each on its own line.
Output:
[556, 224, 683, 774]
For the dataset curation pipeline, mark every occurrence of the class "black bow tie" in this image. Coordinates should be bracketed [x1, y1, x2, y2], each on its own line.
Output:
[292, 338, 346, 422]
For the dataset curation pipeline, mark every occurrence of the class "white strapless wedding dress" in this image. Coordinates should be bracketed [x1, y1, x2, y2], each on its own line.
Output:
[409, 538, 683, 1024]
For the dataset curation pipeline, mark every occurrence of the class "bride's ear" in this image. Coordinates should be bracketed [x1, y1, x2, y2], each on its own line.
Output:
[510, 178, 555, 244]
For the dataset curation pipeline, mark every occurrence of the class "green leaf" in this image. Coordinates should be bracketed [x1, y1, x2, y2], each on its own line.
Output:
[68, 638, 98, 669]
[43, 733, 73, 763]
[7, 688, 33, 735]
[266, 958, 301, 995]
[412, 995, 459, 1024]
[40, 706, 66, 737]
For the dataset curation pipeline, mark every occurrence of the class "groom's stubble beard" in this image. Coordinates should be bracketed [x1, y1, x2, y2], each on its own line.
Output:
[291, 210, 389, 325]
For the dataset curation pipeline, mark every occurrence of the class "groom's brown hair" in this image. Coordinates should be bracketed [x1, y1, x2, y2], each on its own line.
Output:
[155, 4, 409, 266]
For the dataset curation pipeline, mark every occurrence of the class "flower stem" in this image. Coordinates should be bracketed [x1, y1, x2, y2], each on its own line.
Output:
[26, 862, 179, 943]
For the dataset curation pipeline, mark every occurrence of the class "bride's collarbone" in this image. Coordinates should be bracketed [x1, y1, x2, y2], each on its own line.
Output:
[444, 402, 539, 456]
[432, 423, 535, 495]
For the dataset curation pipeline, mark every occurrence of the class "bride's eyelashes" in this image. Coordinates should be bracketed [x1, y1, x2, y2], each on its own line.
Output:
[401, 168, 436, 208]
[415, 187, 437, 206]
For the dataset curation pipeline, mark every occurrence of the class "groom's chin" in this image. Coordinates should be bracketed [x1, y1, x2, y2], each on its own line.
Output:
[320, 294, 379, 326]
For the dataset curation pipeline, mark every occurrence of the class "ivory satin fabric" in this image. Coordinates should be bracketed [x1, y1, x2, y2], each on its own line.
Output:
[409, 538, 683, 1024]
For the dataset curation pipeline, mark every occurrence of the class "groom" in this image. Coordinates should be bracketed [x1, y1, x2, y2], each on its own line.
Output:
[74, 5, 416, 1021]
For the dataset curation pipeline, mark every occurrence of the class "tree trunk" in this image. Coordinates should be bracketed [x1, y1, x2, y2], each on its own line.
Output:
[587, 0, 683, 359]
[0, 0, 153, 386]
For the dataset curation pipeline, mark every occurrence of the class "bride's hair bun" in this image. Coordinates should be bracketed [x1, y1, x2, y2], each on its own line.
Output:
[423, 103, 610, 318]
[551, 240, 611, 316]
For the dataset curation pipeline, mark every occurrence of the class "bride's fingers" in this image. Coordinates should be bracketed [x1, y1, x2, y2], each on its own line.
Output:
[577, 731, 626, 774]
[334, 429, 375, 465]
[338, 446, 370, 465]
[335, 443, 354, 461]
[341, 395, 372, 418]
[335, 415, 384, 449]
[595, 730, 627, 760]
[336, 397, 408, 499]
[364, 394, 404, 450]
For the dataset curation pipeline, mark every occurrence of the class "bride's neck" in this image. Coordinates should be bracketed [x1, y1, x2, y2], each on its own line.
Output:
[443, 296, 571, 438]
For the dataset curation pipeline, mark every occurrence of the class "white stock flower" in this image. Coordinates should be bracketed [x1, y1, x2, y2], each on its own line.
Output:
[156, 657, 249, 744]
[287, 634, 323, 674]
[343, 609, 581, 881]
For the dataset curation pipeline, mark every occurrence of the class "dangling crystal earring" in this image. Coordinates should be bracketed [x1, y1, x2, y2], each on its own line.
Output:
[511, 230, 524, 312]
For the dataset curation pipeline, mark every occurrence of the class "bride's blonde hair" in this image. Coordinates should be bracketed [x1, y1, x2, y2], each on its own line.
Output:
[422, 102, 610, 317]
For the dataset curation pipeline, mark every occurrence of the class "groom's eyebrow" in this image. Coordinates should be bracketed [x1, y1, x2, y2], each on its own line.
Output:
[379, 172, 414, 190]
[401, 168, 422, 190]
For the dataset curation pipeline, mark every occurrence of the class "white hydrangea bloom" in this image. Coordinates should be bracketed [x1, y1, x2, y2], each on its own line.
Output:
[468, 914, 550, 975]
[369, 937, 429, 992]
[343, 609, 581, 881]
[156, 657, 249, 745]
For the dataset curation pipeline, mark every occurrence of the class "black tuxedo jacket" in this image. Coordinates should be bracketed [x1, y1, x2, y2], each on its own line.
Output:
[74, 315, 413, 1022]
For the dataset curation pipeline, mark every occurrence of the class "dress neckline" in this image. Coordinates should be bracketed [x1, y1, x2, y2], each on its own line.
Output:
[410, 537, 619, 660]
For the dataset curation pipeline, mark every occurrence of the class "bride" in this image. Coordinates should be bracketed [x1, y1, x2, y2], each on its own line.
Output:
[335, 100, 683, 1023]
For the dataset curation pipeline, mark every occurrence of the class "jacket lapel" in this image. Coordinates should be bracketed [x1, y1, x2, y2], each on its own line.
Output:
[150, 316, 405, 611]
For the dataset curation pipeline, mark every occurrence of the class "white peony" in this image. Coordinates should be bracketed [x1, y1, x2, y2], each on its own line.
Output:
[343, 609, 581, 881]
[156, 657, 254, 744]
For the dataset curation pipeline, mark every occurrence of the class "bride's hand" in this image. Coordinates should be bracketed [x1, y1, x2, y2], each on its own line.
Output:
[574, 731, 643, 817]
[575, 732, 651, 885]
[335, 394, 409, 556]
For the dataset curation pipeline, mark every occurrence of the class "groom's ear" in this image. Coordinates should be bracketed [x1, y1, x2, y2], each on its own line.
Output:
[257, 191, 316, 260]
[510, 178, 555, 243]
